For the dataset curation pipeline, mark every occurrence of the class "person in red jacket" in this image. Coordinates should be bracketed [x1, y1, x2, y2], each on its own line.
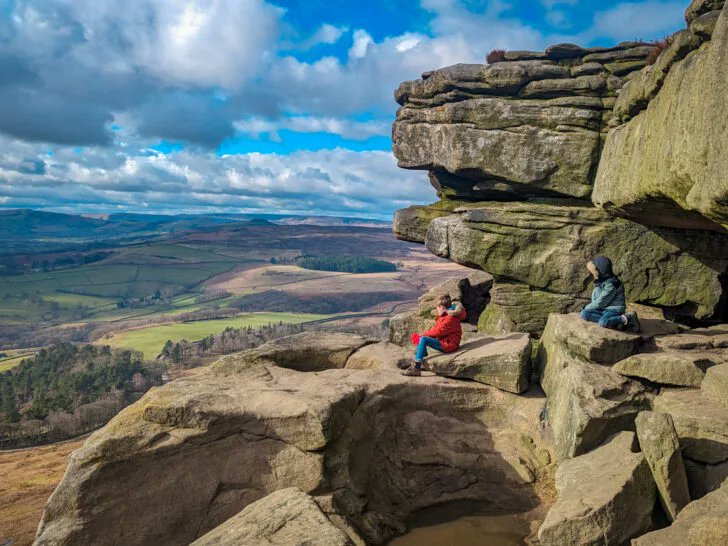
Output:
[401, 294, 467, 377]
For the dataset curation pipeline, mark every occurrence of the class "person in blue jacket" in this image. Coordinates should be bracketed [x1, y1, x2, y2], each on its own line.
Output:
[580, 256, 640, 332]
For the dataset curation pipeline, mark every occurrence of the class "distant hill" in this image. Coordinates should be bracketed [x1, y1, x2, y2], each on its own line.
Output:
[0, 209, 390, 253]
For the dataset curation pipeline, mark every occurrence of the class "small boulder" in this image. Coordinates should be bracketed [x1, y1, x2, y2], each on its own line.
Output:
[545, 43, 587, 59]
[702, 363, 728, 407]
[635, 411, 691, 521]
[418, 270, 493, 322]
[191, 488, 353, 546]
[426, 333, 532, 393]
[633, 478, 728, 545]
[346, 342, 411, 370]
[654, 388, 728, 464]
[613, 351, 714, 387]
[388, 311, 435, 347]
[538, 432, 655, 546]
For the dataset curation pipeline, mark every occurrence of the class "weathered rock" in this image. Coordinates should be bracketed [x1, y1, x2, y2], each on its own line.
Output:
[538, 431, 655, 546]
[191, 488, 353, 546]
[518, 75, 607, 99]
[538, 313, 641, 369]
[655, 324, 728, 350]
[545, 43, 587, 59]
[613, 351, 716, 387]
[635, 411, 691, 521]
[392, 202, 458, 243]
[388, 311, 435, 347]
[685, 0, 725, 24]
[633, 477, 728, 545]
[424, 203, 728, 320]
[690, 9, 722, 37]
[34, 355, 553, 546]
[393, 97, 601, 200]
[426, 333, 532, 393]
[345, 342, 411, 370]
[594, 4, 728, 230]
[477, 282, 588, 337]
[654, 388, 728, 464]
[571, 61, 606, 76]
[537, 314, 651, 459]
[418, 270, 493, 322]
[703, 363, 728, 406]
[216, 331, 373, 373]
[583, 45, 656, 63]
[503, 50, 548, 61]
[684, 457, 728, 498]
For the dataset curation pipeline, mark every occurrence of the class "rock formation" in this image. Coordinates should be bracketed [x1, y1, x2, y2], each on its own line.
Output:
[33, 2, 728, 545]
[392, 0, 728, 332]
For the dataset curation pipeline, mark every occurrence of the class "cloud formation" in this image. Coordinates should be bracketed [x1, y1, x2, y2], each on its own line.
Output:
[0, 0, 688, 217]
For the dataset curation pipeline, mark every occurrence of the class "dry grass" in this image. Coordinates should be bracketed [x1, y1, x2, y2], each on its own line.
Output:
[646, 36, 671, 65]
[486, 48, 506, 64]
[0, 438, 85, 546]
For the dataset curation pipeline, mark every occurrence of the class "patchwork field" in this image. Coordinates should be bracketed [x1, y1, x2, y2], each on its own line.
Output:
[98, 312, 331, 358]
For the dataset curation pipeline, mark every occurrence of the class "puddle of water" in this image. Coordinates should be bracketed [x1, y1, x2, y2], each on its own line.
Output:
[388, 513, 529, 546]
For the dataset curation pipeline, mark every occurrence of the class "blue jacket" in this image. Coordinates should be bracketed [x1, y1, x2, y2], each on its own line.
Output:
[584, 277, 626, 313]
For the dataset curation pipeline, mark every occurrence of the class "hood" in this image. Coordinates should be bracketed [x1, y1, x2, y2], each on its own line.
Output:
[446, 301, 465, 316]
[592, 256, 615, 280]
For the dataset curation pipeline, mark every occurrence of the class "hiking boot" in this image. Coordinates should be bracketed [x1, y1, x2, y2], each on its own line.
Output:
[626, 311, 641, 333]
[400, 365, 421, 377]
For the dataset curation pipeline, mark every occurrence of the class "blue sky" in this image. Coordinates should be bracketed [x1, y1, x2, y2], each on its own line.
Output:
[0, 0, 688, 219]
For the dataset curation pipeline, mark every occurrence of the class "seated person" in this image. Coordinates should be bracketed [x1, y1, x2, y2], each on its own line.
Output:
[581, 256, 640, 332]
[401, 294, 467, 377]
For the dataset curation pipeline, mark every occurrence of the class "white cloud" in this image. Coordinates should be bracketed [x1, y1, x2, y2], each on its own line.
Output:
[0, 134, 434, 218]
[234, 116, 388, 140]
[586, 1, 685, 40]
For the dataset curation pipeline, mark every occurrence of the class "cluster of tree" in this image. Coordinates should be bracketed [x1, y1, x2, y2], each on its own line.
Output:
[232, 289, 412, 314]
[117, 289, 171, 309]
[0, 343, 164, 447]
[298, 255, 397, 274]
[0, 250, 112, 275]
[159, 322, 306, 365]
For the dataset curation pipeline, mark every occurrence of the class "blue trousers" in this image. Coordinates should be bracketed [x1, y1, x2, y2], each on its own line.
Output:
[581, 308, 624, 329]
[415, 336, 443, 363]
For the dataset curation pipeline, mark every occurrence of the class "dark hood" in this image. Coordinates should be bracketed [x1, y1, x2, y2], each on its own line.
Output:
[592, 256, 620, 285]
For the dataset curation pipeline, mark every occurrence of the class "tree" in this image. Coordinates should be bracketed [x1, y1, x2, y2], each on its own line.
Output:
[1, 383, 20, 423]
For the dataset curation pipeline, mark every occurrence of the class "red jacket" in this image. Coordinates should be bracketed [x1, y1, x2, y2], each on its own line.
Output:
[422, 303, 467, 352]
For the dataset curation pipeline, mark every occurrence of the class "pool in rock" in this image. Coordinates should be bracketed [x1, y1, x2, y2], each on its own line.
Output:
[389, 502, 531, 546]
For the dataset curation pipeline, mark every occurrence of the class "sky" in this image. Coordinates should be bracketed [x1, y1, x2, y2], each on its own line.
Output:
[0, 0, 689, 220]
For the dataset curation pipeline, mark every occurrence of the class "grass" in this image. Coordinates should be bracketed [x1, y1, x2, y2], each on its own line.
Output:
[99, 312, 332, 358]
[0, 349, 39, 372]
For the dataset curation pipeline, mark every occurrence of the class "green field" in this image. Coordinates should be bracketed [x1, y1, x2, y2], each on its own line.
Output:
[99, 312, 331, 358]
[0, 242, 256, 326]
[0, 348, 39, 372]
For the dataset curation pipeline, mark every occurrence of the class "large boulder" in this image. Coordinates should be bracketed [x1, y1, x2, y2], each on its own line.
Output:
[703, 363, 728, 406]
[425, 333, 532, 393]
[388, 311, 435, 347]
[635, 411, 691, 521]
[476, 282, 588, 337]
[633, 477, 728, 545]
[34, 347, 554, 546]
[654, 388, 728, 464]
[424, 203, 728, 320]
[593, 4, 728, 230]
[191, 488, 353, 546]
[537, 314, 652, 459]
[613, 351, 718, 387]
[538, 432, 655, 546]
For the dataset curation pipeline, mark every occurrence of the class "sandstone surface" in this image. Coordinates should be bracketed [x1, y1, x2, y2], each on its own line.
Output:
[345, 342, 411, 370]
[613, 351, 716, 387]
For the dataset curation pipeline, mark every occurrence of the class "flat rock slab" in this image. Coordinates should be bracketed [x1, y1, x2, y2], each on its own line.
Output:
[346, 342, 411, 370]
[635, 411, 691, 521]
[656, 324, 728, 351]
[633, 478, 728, 546]
[218, 331, 373, 372]
[654, 388, 728, 464]
[538, 431, 655, 546]
[613, 351, 714, 387]
[426, 333, 532, 393]
[191, 488, 353, 546]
